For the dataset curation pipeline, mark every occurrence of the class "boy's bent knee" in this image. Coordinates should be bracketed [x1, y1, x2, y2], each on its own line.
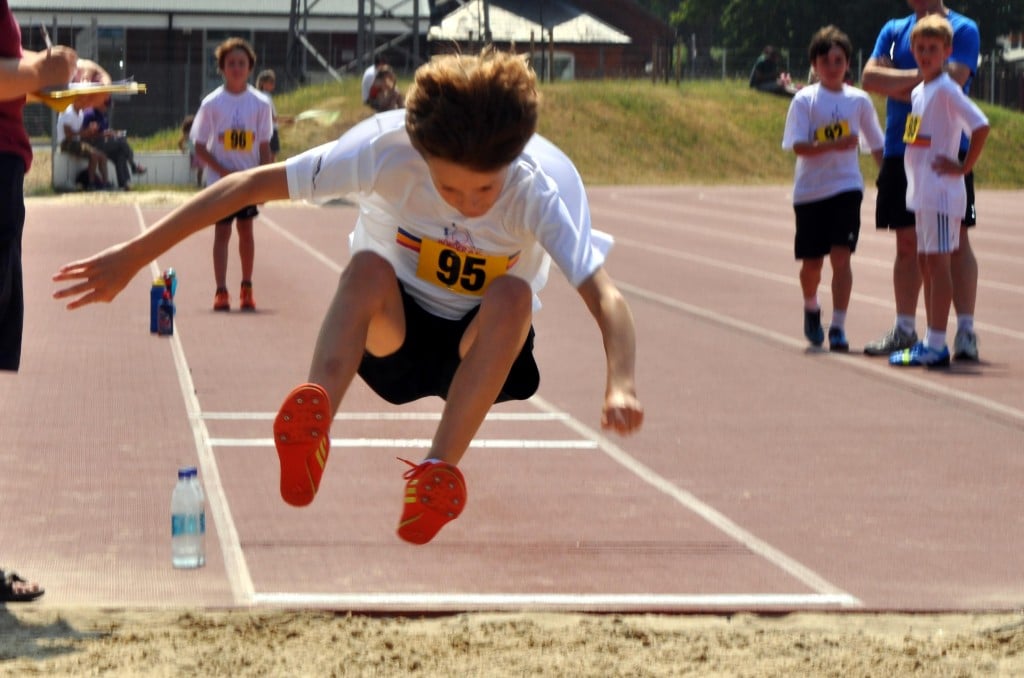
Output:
[482, 275, 531, 314]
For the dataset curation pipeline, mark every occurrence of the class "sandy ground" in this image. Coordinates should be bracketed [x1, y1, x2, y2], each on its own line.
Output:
[1, 607, 1023, 676]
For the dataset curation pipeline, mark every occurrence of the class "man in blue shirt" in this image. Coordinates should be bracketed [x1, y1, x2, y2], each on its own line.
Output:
[861, 0, 981, 361]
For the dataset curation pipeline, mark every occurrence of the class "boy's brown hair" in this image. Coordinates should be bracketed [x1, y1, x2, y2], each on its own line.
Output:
[808, 25, 852, 64]
[256, 69, 276, 89]
[215, 37, 257, 71]
[404, 47, 539, 172]
[911, 14, 954, 47]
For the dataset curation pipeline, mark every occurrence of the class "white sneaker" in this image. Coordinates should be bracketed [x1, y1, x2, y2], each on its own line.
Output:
[953, 329, 979, 361]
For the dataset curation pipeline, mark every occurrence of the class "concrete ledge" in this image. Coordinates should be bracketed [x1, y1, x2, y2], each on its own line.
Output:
[52, 149, 195, 191]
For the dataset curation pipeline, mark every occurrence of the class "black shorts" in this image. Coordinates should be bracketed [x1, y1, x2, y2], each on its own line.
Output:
[876, 154, 976, 229]
[218, 205, 259, 222]
[875, 156, 915, 231]
[269, 128, 280, 154]
[357, 284, 540, 405]
[794, 190, 862, 259]
[960, 150, 977, 227]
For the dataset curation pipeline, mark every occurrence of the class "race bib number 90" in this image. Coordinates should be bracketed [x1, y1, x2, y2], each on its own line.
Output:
[415, 237, 513, 296]
[814, 120, 850, 142]
[222, 129, 254, 152]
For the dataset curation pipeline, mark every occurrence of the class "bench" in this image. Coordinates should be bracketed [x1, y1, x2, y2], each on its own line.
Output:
[52, 149, 196, 191]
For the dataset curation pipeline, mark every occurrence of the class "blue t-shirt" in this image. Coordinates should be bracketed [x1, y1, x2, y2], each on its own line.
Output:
[870, 10, 979, 156]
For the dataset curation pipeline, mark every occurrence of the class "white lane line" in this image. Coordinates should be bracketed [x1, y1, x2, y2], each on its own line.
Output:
[260, 213, 343, 273]
[527, 395, 862, 604]
[136, 206, 255, 607]
[617, 280, 1024, 427]
[210, 437, 597, 449]
[254, 592, 860, 610]
[201, 411, 569, 421]
[615, 235, 1024, 341]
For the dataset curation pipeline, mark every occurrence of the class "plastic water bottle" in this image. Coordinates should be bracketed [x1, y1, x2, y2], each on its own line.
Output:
[189, 468, 207, 567]
[171, 467, 204, 568]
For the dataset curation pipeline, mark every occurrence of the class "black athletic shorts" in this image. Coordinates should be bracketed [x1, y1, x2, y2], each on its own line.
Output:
[219, 204, 259, 222]
[357, 283, 540, 405]
[876, 154, 976, 230]
[794, 190, 862, 259]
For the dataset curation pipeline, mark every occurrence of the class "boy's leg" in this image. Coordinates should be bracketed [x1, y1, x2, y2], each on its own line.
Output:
[397, 275, 532, 545]
[924, 252, 953, 349]
[236, 218, 255, 283]
[212, 219, 232, 302]
[236, 217, 256, 310]
[432, 275, 532, 466]
[798, 257, 824, 347]
[891, 211, 953, 367]
[828, 246, 852, 352]
[951, 226, 979, 359]
[274, 252, 405, 506]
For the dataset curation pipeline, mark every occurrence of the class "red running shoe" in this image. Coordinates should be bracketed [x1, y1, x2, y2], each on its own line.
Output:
[273, 383, 331, 506]
[396, 458, 466, 545]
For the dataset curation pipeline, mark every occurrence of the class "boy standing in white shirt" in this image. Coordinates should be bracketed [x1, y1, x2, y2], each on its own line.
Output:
[890, 14, 988, 367]
[783, 26, 884, 351]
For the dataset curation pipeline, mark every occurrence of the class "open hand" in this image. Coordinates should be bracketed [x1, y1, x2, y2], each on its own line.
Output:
[52, 243, 138, 310]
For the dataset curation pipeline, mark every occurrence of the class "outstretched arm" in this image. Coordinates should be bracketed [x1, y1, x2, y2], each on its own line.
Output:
[53, 164, 290, 309]
[576, 267, 644, 434]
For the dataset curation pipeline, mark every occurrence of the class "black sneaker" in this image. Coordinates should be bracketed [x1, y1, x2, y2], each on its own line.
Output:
[828, 327, 849, 352]
[804, 309, 824, 347]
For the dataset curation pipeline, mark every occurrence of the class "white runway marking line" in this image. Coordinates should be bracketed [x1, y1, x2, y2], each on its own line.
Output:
[204, 410, 596, 450]
[136, 206, 256, 607]
[616, 280, 1024, 428]
[254, 592, 861, 610]
[528, 395, 863, 605]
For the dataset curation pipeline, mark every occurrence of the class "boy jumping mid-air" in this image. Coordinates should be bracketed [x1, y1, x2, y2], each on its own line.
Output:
[52, 48, 644, 545]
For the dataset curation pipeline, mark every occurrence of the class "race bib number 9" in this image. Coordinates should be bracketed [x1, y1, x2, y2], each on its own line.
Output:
[814, 120, 850, 142]
[223, 129, 254, 152]
[415, 237, 513, 296]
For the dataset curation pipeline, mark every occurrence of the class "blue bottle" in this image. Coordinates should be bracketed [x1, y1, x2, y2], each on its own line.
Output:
[150, 278, 165, 333]
[157, 289, 174, 336]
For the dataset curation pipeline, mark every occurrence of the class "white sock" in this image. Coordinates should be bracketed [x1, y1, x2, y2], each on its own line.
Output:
[957, 315, 974, 334]
[924, 329, 946, 352]
[804, 297, 820, 312]
[896, 315, 916, 335]
[830, 310, 846, 331]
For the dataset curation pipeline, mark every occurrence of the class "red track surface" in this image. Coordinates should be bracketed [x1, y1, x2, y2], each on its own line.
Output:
[3, 186, 1022, 612]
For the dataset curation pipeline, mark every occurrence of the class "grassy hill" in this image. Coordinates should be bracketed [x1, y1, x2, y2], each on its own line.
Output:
[138, 77, 1024, 190]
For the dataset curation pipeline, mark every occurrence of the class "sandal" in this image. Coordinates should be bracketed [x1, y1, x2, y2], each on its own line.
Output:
[1, 569, 45, 602]
[273, 383, 332, 507]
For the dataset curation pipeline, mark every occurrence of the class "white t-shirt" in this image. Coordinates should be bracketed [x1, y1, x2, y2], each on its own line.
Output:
[56, 104, 84, 144]
[905, 73, 989, 216]
[284, 109, 611, 320]
[191, 84, 273, 185]
[782, 83, 885, 204]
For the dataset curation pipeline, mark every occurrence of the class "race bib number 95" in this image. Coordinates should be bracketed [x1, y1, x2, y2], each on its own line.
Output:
[414, 237, 515, 296]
